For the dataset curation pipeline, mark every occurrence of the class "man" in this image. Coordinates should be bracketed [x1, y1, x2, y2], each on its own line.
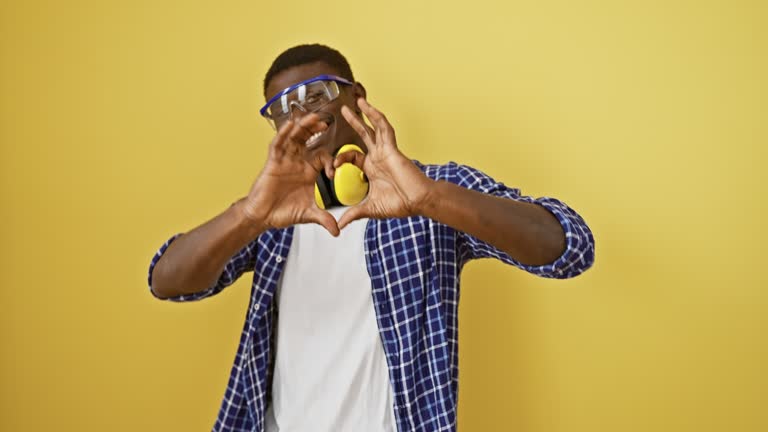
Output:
[148, 44, 595, 432]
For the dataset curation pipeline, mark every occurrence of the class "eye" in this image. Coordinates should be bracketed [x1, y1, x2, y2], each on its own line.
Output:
[305, 91, 325, 105]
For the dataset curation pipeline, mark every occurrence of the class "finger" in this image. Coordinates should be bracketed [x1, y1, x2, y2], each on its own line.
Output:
[284, 120, 312, 156]
[357, 98, 396, 145]
[341, 105, 375, 148]
[306, 207, 340, 237]
[310, 148, 335, 178]
[304, 145, 331, 174]
[333, 150, 366, 171]
[289, 114, 325, 146]
[356, 98, 387, 129]
[338, 202, 371, 231]
[287, 114, 327, 152]
[270, 119, 295, 156]
[299, 112, 328, 134]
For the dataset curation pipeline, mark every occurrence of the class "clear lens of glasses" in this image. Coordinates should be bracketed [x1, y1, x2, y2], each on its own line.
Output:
[264, 80, 341, 130]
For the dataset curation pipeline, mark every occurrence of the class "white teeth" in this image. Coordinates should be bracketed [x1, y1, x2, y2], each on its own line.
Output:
[306, 131, 323, 146]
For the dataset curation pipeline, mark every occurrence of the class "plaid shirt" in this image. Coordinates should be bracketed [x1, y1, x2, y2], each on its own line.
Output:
[148, 162, 595, 432]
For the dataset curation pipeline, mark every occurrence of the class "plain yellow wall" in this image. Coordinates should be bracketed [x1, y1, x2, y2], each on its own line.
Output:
[1, 0, 765, 430]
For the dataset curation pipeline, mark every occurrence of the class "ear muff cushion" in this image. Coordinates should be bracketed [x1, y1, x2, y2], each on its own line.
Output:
[333, 144, 369, 206]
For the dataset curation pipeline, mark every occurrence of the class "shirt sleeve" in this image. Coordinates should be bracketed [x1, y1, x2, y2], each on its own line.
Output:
[147, 234, 258, 302]
[441, 162, 595, 279]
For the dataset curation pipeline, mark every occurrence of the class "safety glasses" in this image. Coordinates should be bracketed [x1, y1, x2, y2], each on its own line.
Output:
[260, 74, 354, 130]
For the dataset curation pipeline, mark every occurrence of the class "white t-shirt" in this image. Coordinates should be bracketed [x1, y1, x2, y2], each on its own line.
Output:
[265, 207, 397, 432]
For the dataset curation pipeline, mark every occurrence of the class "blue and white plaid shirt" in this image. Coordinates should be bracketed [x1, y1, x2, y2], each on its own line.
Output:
[148, 162, 595, 432]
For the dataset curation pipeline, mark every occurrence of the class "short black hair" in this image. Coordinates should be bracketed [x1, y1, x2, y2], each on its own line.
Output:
[263, 44, 355, 97]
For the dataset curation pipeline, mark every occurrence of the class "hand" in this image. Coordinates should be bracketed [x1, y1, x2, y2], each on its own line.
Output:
[336, 98, 434, 230]
[242, 113, 340, 236]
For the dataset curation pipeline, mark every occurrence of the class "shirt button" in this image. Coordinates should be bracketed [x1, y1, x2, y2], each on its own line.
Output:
[275, 256, 283, 263]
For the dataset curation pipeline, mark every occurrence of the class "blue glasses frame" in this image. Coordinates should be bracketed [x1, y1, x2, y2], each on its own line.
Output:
[259, 74, 355, 119]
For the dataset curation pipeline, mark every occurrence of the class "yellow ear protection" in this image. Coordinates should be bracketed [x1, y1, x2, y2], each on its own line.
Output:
[315, 144, 369, 209]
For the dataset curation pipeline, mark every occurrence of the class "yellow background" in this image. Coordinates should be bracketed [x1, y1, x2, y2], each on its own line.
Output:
[1, 0, 765, 430]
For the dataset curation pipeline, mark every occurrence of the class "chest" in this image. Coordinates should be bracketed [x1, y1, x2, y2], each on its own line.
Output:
[275, 209, 372, 317]
[249, 216, 455, 326]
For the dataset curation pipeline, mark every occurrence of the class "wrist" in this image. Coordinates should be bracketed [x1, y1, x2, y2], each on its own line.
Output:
[413, 178, 442, 218]
[232, 198, 269, 238]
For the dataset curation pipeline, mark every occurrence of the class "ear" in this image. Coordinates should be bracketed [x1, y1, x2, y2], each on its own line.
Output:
[353, 82, 367, 103]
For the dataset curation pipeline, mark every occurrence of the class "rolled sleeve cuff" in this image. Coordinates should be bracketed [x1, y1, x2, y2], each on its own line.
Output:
[517, 197, 595, 279]
[147, 234, 185, 301]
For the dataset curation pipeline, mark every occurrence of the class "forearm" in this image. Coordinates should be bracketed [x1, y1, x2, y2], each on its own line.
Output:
[151, 199, 266, 299]
[418, 180, 566, 266]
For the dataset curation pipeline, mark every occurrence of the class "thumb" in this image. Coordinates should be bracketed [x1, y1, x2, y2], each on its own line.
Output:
[333, 150, 366, 171]
[306, 207, 340, 237]
[338, 203, 371, 231]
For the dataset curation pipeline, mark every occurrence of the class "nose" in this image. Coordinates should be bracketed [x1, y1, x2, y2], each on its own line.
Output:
[288, 101, 308, 121]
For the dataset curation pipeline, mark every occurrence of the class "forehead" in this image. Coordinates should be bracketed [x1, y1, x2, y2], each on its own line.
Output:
[265, 61, 341, 101]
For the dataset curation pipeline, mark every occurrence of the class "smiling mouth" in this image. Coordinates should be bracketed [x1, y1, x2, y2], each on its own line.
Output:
[305, 130, 326, 147]
[305, 111, 336, 149]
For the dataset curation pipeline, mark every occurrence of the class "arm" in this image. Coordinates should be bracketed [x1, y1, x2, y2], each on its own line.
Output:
[337, 98, 594, 278]
[148, 113, 341, 300]
[417, 163, 594, 277]
[149, 199, 264, 299]
[418, 181, 564, 266]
